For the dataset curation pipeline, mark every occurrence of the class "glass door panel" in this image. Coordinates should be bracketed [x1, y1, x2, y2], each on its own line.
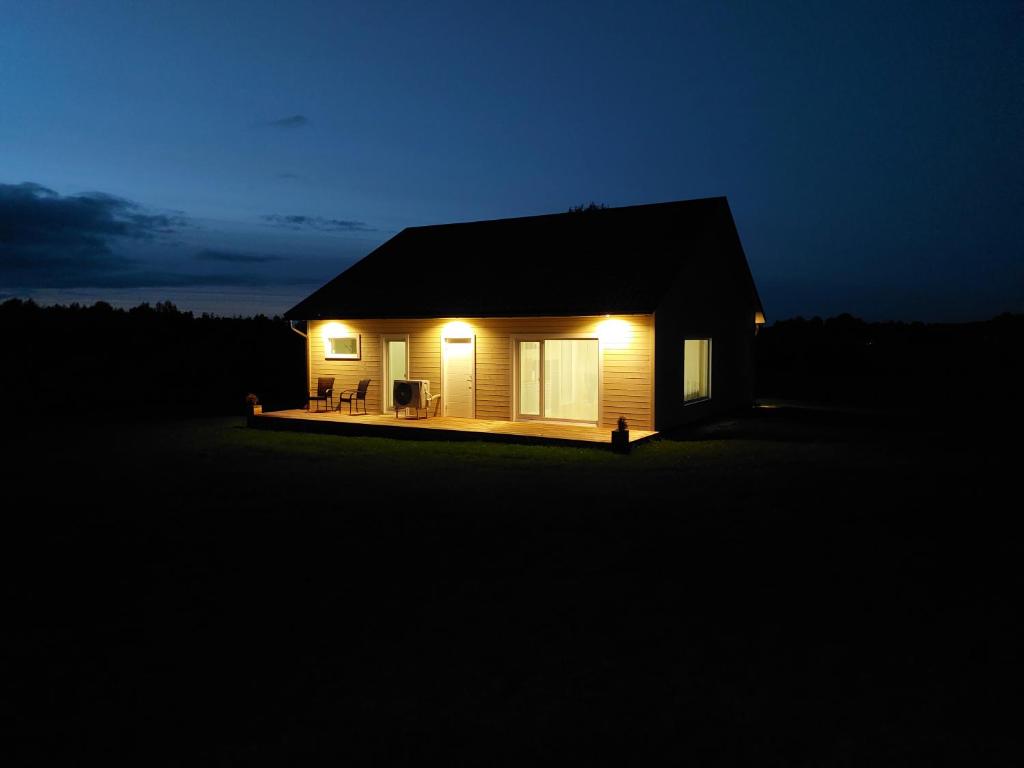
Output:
[543, 339, 598, 422]
[518, 338, 598, 423]
[519, 341, 540, 416]
[385, 339, 407, 410]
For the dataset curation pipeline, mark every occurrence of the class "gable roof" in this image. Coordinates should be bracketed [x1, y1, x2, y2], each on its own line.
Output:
[285, 196, 763, 320]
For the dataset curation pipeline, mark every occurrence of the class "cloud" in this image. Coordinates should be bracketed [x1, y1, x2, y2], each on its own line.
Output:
[0, 181, 303, 290]
[262, 114, 308, 129]
[195, 249, 285, 264]
[0, 181, 183, 249]
[261, 213, 374, 233]
[0, 181, 191, 287]
[79, 271, 312, 289]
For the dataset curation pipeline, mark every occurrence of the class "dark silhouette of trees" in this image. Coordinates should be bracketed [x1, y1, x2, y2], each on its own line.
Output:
[0, 299, 306, 421]
[2, 297, 1019, 422]
[755, 312, 1023, 410]
[568, 202, 607, 213]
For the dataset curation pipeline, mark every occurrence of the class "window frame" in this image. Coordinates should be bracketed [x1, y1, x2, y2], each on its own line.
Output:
[325, 333, 361, 360]
[381, 334, 410, 412]
[683, 338, 712, 404]
[512, 334, 602, 425]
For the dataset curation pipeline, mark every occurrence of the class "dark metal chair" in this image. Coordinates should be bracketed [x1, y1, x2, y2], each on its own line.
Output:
[308, 376, 335, 412]
[339, 378, 371, 415]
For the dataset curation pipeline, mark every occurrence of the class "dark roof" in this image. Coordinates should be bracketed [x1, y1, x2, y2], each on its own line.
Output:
[285, 197, 763, 320]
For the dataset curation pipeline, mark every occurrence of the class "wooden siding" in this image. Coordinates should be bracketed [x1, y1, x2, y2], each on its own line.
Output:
[307, 315, 654, 430]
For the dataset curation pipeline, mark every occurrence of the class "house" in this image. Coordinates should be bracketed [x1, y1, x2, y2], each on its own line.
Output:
[283, 197, 764, 434]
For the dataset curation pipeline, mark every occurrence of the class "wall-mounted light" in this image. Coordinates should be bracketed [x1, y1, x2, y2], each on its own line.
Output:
[321, 321, 349, 339]
[597, 317, 631, 349]
[442, 320, 473, 339]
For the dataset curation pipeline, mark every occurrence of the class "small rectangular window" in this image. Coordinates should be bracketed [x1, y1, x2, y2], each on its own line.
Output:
[326, 335, 360, 360]
[684, 339, 710, 402]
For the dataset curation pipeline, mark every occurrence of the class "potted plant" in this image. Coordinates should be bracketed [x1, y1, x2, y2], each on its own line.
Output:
[245, 393, 262, 416]
[611, 415, 630, 454]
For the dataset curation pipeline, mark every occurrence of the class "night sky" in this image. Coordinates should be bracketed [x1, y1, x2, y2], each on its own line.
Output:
[2, 1, 1020, 320]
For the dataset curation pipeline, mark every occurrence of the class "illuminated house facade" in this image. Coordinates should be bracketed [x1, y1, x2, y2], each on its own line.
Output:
[284, 198, 764, 432]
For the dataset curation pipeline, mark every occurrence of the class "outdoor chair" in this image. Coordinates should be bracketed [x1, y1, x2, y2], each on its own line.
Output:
[308, 376, 335, 412]
[426, 392, 443, 418]
[339, 378, 371, 415]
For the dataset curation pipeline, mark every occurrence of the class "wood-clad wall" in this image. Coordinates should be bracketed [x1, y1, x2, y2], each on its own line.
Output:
[307, 315, 654, 430]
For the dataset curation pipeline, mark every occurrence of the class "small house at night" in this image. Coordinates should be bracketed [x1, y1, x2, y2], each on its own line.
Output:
[278, 197, 764, 440]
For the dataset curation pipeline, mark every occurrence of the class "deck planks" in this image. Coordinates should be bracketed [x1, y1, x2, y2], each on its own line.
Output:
[249, 408, 657, 448]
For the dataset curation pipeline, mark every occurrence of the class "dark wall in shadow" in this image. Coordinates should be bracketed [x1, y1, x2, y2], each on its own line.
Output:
[0, 299, 306, 421]
[755, 312, 1023, 413]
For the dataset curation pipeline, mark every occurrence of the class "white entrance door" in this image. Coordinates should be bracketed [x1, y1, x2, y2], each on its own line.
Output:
[443, 337, 474, 418]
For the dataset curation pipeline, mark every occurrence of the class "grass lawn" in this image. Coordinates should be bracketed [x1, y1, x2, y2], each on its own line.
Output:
[4, 406, 1020, 765]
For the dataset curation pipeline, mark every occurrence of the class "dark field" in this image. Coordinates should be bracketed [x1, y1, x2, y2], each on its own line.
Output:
[4, 405, 1020, 765]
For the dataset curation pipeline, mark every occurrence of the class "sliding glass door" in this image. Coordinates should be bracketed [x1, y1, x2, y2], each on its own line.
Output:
[517, 338, 599, 423]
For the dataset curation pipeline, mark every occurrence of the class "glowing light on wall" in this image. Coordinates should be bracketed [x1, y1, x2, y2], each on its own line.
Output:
[755, 311, 766, 326]
[442, 320, 474, 339]
[597, 317, 631, 349]
[320, 321, 350, 341]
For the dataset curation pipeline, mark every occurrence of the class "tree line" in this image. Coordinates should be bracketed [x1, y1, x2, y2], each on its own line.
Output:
[756, 311, 1023, 410]
[0, 299, 306, 422]
[2, 298, 1020, 421]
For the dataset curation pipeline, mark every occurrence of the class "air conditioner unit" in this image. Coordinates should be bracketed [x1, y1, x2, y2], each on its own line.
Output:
[393, 379, 431, 410]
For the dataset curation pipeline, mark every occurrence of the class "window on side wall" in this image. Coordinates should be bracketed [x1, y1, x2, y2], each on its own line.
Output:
[326, 334, 360, 360]
[683, 339, 710, 403]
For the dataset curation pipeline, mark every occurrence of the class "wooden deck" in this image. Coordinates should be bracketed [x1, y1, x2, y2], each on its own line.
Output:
[249, 408, 657, 449]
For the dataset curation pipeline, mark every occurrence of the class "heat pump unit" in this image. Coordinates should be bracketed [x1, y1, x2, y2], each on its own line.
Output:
[393, 379, 430, 409]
